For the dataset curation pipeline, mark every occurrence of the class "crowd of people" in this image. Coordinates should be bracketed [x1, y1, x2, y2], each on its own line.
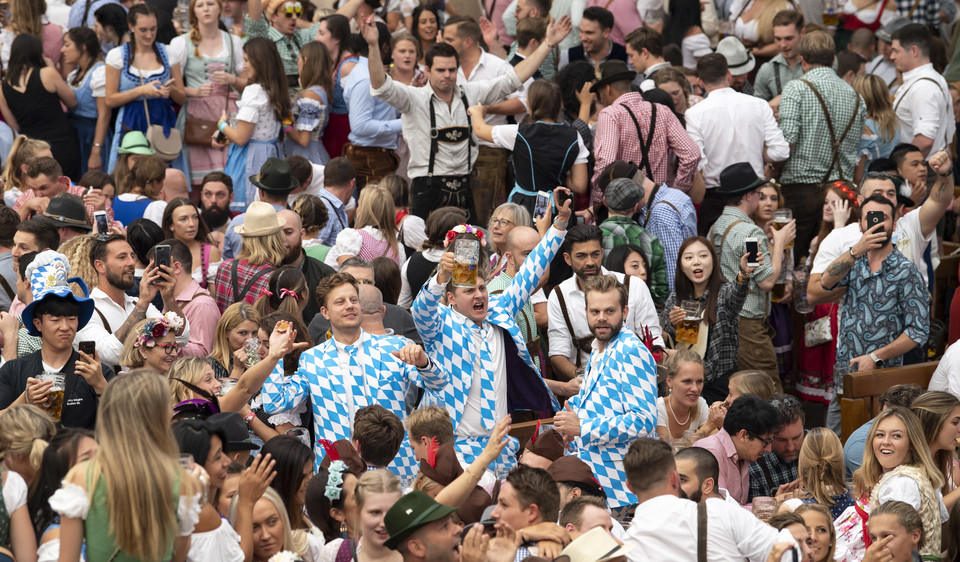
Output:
[0, 0, 957, 559]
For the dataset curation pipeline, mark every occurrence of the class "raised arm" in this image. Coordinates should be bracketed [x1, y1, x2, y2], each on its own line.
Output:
[512, 16, 571, 83]
[221, 327, 309, 412]
[435, 416, 510, 507]
[918, 151, 954, 238]
[361, 14, 387, 90]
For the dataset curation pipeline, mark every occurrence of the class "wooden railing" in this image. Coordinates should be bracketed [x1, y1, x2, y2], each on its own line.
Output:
[840, 362, 939, 440]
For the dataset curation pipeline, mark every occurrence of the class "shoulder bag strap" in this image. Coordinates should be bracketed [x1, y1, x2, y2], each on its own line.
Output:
[773, 61, 782, 95]
[697, 501, 708, 562]
[94, 307, 113, 334]
[554, 289, 583, 368]
[641, 183, 663, 227]
[620, 102, 657, 179]
[138, 72, 153, 130]
[0, 275, 14, 301]
[907, 0, 923, 18]
[718, 219, 745, 261]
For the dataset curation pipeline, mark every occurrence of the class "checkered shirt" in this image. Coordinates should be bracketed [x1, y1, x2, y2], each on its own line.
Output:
[896, 0, 940, 26]
[778, 67, 866, 184]
[260, 330, 449, 481]
[637, 185, 698, 290]
[567, 327, 658, 508]
[748, 451, 799, 501]
[599, 215, 669, 307]
[412, 226, 564, 474]
[591, 92, 701, 205]
[213, 259, 273, 314]
[708, 207, 774, 319]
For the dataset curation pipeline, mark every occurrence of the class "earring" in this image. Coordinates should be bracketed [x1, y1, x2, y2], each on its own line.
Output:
[340, 522, 347, 534]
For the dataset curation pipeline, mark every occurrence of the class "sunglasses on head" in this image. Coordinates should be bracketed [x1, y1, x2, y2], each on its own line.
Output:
[281, 2, 302, 17]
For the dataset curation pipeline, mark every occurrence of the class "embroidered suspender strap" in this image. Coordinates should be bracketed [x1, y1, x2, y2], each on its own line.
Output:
[798, 79, 860, 183]
[620, 102, 657, 179]
[94, 308, 113, 334]
[773, 62, 782, 95]
[427, 92, 474, 177]
[697, 501, 708, 562]
[555, 289, 593, 367]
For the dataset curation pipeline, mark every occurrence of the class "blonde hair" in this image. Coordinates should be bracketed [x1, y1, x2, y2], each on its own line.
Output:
[757, 0, 793, 45]
[187, 0, 223, 57]
[1, 136, 50, 191]
[729, 370, 775, 401]
[168, 356, 211, 403]
[665, 349, 704, 423]
[210, 302, 261, 371]
[798, 428, 848, 506]
[354, 184, 399, 260]
[795, 504, 837, 561]
[872, 500, 925, 550]
[0, 405, 55, 478]
[10, 0, 44, 36]
[911, 391, 960, 495]
[59, 234, 100, 297]
[413, 472, 443, 496]
[229, 487, 310, 557]
[120, 318, 152, 369]
[406, 405, 454, 444]
[236, 230, 286, 267]
[354, 469, 402, 509]
[854, 407, 945, 497]
[79, 369, 189, 559]
[853, 74, 897, 143]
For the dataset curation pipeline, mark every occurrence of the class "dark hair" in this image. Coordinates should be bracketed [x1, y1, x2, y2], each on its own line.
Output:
[446, 15, 482, 45]
[285, 155, 312, 187]
[891, 143, 922, 168]
[423, 206, 468, 250]
[126, 4, 162, 62]
[78, 170, 115, 193]
[159, 238, 193, 272]
[319, 14, 351, 57]
[371, 257, 401, 305]
[525, 79, 563, 124]
[259, 311, 312, 376]
[563, 224, 603, 254]
[66, 27, 102, 87]
[505, 465, 561, 523]
[126, 219, 164, 266]
[674, 446, 720, 489]
[25, 156, 62, 180]
[29, 428, 95, 540]
[172, 419, 227, 477]
[261, 435, 314, 530]
[411, 5, 441, 43]
[771, 9, 803, 29]
[861, 193, 897, 217]
[768, 511, 805, 531]
[306, 467, 350, 541]
[555, 61, 597, 121]
[353, 404, 404, 467]
[697, 53, 728, 85]
[17, 251, 38, 280]
[605, 244, 649, 277]
[5, 34, 44, 87]
[582, 6, 614, 30]
[722, 394, 782, 436]
[161, 198, 213, 246]
[16, 219, 59, 254]
[837, 50, 864, 77]
[243, 37, 291, 123]
[527, 0, 551, 16]
[33, 296, 84, 326]
[662, 0, 702, 48]
[558, 496, 608, 529]
[201, 171, 233, 192]
[892, 22, 932, 58]
[673, 236, 723, 323]
[89, 233, 126, 269]
[254, 266, 307, 318]
[425, 42, 459, 68]
[880, 384, 926, 409]
[624, 438, 675, 493]
[770, 393, 805, 426]
[95, 3, 128, 45]
[323, 157, 356, 188]
[626, 27, 663, 57]
[0, 206, 19, 247]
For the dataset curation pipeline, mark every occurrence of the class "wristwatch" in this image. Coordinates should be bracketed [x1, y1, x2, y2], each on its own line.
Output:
[869, 351, 884, 368]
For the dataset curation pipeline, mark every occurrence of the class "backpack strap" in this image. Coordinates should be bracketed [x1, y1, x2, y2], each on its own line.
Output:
[231, 260, 274, 303]
[798, 79, 861, 183]
[620, 102, 657, 179]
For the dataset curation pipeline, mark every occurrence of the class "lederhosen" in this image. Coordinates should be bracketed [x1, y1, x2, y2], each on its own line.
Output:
[410, 91, 478, 223]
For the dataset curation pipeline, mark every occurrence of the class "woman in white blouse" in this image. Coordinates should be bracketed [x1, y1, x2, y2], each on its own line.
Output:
[51, 370, 203, 561]
[325, 184, 405, 268]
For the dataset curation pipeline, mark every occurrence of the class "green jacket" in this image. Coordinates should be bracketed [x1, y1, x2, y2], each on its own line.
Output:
[599, 215, 668, 308]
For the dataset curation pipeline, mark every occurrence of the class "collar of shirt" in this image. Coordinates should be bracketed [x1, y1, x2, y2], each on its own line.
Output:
[460, 50, 498, 82]
[705, 87, 736, 98]
[319, 188, 346, 211]
[560, 267, 615, 296]
[901, 62, 936, 84]
[769, 53, 800, 69]
[450, 307, 489, 333]
[854, 246, 903, 278]
[645, 61, 670, 77]
[90, 286, 136, 313]
[803, 66, 838, 82]
[720, 206, 755, 226]
[333, 330, 371, 353]
[175, 279, 207, 303]
[717, 428, 741, 465]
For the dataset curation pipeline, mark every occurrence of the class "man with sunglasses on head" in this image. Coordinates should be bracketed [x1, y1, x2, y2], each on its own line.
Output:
[807, 150, 954, 306]
[747, 394, 806, 502]
[244, 0, 320, 91]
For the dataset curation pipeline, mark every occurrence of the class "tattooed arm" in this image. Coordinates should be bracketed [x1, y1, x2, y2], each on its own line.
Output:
[819, 223, 887, 290]
[918, 151, 954, 239]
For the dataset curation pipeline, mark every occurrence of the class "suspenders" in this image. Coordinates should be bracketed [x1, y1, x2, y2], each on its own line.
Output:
[428, 91, 474, 177]
[620, 102, 658, 179]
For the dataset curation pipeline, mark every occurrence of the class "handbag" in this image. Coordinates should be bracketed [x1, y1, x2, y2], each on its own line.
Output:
[184, 32, 233, 145]
[139, 73, 182, 161]
[804, 306, 835, 348]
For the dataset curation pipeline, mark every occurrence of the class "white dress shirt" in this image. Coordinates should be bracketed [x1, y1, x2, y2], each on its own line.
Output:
[624, 494, 796, 561]
[547, 268, 663, 367]
[894, 63, 956, 155]
[685, 87, 789, 188]
[457, 50, 523, 148]
[456, 314, 508, 437]
[928, 339, 960, 397]
[76, 287, 189, 368]
[866, 55, 899, 93]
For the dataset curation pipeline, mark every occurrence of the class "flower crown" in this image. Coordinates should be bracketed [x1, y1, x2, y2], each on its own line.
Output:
[319, 439, 347, 502]
[444, 224, 484, 248]
[832, 181, 860, 207]
[135, 312, 185, 348]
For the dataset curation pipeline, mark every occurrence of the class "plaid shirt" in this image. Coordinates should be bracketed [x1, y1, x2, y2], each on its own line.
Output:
[637, 185, 698, 290]
[213, 259, 273, 313]
[243, 16, 320, 77]
[13, 183, 114, 225]
[896, 0, 940, 26]
[592, 92, 700, 205]
[779, 67, 866, 184]
[662, 280, 748, 383]
[748, 451, 799, 501]
[708, 207, 774, 319]
[599, 215, 669, 307]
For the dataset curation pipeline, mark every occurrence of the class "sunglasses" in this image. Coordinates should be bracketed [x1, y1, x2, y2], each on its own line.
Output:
[281, 2, 302, 17]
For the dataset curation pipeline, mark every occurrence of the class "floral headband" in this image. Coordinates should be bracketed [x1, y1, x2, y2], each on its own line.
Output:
[832, 181, 859, 207]
[319, 439, 346, 502]
[443, 224, 484, 248]
[135, 312, 185, 348]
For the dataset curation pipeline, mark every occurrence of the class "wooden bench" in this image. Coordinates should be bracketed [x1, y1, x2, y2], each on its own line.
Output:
[840, 362, 939, 440]
[509, 417, 554, 450]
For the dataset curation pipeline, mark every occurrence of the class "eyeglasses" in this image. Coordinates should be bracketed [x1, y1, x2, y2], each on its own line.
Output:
[281, 2, 302, 17]
[490, 218, 514, 227]
[155, 342, 180, 354]
[750, 433, 775, 446]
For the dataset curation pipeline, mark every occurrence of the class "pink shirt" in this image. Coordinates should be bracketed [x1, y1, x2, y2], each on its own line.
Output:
[585, 0, 643, 45]
[176, 280, 221, 358]
[13, 183, 115, 224]
[694, 429, 749, 505]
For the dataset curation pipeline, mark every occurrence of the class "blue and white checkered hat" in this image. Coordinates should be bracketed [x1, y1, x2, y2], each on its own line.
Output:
[21, 251, 93, 336]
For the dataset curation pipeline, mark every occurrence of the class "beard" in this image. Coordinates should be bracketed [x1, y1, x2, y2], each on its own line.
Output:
[281, 243, 302, 266]
[106, 268, 135, 291]
[589, 320, 623, 342]
[678, 487, 702, 502]
[201, 205, 231, 230]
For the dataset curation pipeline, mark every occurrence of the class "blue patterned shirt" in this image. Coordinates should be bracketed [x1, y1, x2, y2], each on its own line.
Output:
[637, 184, 698, 290]
[836, 247, 929, 367]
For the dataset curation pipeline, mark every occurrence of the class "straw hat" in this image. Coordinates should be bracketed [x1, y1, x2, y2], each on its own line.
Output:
[233, 202, 286, 237]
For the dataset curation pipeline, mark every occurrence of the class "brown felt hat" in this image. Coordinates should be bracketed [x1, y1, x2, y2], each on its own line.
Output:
[523, 428, 566, 462]
[548, 455, 601, 490]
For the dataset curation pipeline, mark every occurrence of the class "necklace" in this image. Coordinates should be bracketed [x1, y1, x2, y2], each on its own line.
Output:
[667, 393, 691, 426]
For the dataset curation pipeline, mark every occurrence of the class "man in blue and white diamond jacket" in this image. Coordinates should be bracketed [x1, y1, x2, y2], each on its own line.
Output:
[411, 187, 572, 475]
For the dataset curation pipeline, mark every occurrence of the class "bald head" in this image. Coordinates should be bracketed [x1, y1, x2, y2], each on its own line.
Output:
[359, 284, 385, 316]
[277, 209, 302, 229]
[163, 169, 189, 202]
[505, 226, 542, 275]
